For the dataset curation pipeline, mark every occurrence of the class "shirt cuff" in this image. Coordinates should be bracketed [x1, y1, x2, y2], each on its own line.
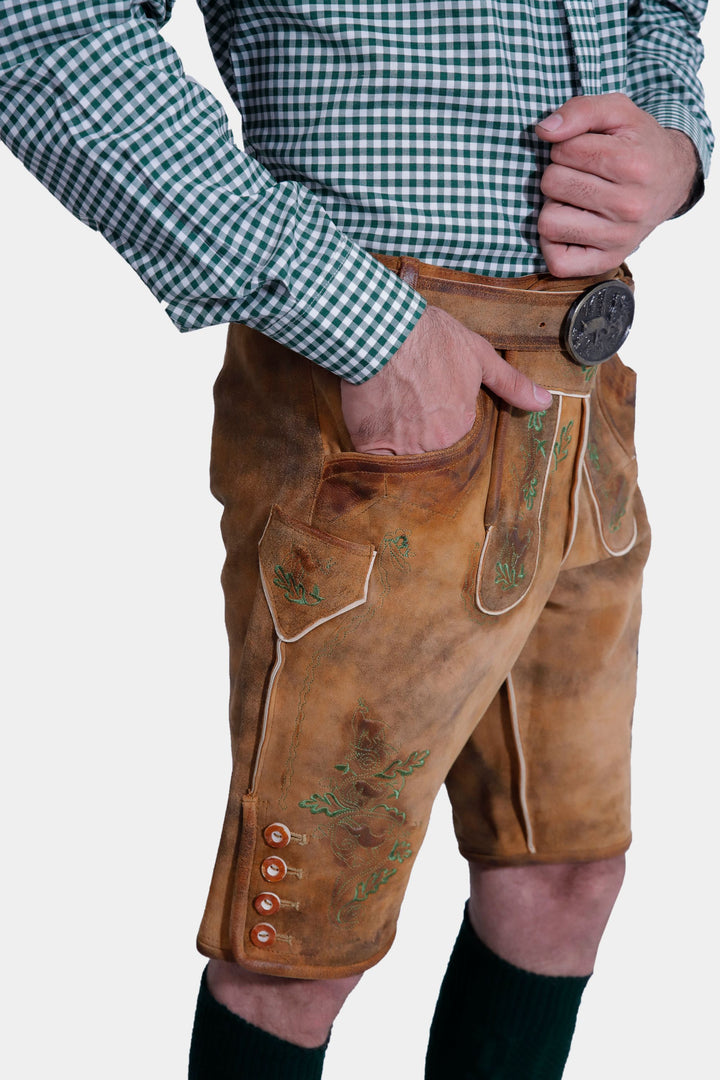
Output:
[165, 180, 426, 384]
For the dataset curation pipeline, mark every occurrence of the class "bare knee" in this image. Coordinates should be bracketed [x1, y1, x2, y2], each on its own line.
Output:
[468, 855, 626, 976]
[206, 959, 361, 1048]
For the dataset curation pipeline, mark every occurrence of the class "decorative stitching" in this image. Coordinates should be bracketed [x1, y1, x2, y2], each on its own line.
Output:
[272, 564, 324, 606]
[297, 700, 428, 924]
[552, 420, 574, 470]
[494, 553, 526, 591]
[522, 476, 539, 510]
[527, 410, 547, 432]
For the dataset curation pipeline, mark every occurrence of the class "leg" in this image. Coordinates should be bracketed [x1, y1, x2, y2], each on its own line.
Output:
[468, 855, 626, 976]
[425, 857, 625, 1079]
[206, 960, 361, 1047]
[188, 962, 361, 1078]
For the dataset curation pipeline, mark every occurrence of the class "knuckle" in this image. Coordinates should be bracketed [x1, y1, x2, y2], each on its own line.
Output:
[540, 164, 560, 196]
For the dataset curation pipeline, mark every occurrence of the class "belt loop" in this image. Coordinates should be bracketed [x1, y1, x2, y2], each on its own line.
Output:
[397, 257, 421, 290]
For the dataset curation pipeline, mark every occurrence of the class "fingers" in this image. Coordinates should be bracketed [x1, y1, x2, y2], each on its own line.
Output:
[538, 198, 632, 276]
[535, 92, 636, 143]
[538, 196, 636, 249]
[546, 133, 646, 186]
[539, 236, 626, 278]
[540, 162, 619, 217]
[533, 94, 697, 273]
[341, 305, 552, 457]
[479, 347, 552, 411]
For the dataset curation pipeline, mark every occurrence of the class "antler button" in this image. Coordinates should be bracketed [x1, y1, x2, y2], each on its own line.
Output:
[263, 823, 292, 848]
[250, 923, 277, 948]
[261, 856, 288, 882]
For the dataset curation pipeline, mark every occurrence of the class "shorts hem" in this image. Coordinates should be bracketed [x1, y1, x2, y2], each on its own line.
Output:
[458, 834, 632, 866]
[195, 929, 397, 981]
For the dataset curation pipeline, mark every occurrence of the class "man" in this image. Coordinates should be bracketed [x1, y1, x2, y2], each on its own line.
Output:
[0, 2, 713, 1078]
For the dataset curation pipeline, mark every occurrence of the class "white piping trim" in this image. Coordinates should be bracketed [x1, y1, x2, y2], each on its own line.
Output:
[249, 637, 284, 794]
[475, 397, 564, 616]
[506, 673, 536, 855]
[560, 395, 591, 566]
[260, 549, 377, 642]
[542, 389, 591, 400]
[582, 460, 638, 557]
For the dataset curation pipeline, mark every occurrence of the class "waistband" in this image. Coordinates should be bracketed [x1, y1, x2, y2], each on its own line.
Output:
[372, 253, 633, 355]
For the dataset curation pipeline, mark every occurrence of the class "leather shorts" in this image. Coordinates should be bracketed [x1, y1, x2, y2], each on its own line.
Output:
[196, 258, 650, 979]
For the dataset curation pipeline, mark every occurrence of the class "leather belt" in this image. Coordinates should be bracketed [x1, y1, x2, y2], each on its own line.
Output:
[372, 254, 634, 365]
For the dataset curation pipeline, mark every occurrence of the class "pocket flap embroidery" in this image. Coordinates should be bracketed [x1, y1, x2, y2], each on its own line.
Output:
[584, 372, 638, 556]
[259, 506, 376, 641]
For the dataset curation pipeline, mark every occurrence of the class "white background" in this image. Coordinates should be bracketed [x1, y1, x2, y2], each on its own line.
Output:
[1, 3, 718, 1076]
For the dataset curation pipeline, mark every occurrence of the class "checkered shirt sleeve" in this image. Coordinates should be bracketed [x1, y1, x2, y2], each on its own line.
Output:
[627, 0, 713, 176]
[1, 1, 714, 372]
[0, 1, 425, 381]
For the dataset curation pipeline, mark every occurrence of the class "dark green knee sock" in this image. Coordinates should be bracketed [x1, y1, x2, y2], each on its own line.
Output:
[425, 908, 589, 1079]
[188, 967, 328, 1080]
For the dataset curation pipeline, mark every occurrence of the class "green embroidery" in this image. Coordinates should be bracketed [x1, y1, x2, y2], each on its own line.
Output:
[533, 437, 547, 458]
[522, 476, 539, 510]
[609, 499, 628, 532]
[495, 551, 526, 591]
[298, 791, 353, 817]
[552, 420, 574, 470]
[581, 364, 597, 383]
[388, 840, 413, 864]
[383, 531, 411, 559]
[299, 700, 427, 925]
[342, 867, 397, 917]
[273, 565, 324, 606]
[375, 751, 431, 786]
[381, 530, 414, 574]
[586, 440, 600, 470]
[527, 410, 547, 432]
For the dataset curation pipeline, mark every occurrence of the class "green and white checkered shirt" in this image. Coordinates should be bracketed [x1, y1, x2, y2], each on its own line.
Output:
[0, 1, 713, 380]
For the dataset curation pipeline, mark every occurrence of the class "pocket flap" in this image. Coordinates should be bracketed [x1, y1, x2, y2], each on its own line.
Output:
[584, 361, 639, 556]
[258, 506, 376, 641]
[475, 400, 562, 615]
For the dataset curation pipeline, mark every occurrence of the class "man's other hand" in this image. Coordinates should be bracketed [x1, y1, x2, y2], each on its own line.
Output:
[341, 305, 552, 456]
[535, 93, 700, 277]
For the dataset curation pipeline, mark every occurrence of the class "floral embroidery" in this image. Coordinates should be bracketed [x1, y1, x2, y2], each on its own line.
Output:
[527, 410, 547, 432]
[522, 476, 539, 510]
[382, 530, 413, 571]
[298, 700, 428, 923]
[495, 550, 526, 591]
[586, 440, 600, 470]
[388, 840, 413, 864]
[272, 565, 324, 606]
[553, 420, 574, 470]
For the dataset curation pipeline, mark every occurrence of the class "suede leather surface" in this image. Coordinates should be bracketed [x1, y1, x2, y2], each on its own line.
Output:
[197, 264, 650, 979]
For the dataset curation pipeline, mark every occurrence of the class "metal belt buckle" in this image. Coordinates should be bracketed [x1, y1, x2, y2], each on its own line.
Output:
[562, 280, 635, 366]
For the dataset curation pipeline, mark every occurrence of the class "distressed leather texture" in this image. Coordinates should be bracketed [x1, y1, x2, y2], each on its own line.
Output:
[197, 263, 650, 979]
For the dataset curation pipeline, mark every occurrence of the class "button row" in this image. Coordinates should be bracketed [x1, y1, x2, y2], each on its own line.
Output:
[251, 822, 300, 948]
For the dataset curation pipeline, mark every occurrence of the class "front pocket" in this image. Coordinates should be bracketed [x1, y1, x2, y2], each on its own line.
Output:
[311, 394, 494, 531]
[259, 505, 377, 641]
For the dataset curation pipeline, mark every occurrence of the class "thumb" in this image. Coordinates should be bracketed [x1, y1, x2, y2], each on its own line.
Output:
[535, 92, 633, 142]
[479, 348, 552, 412]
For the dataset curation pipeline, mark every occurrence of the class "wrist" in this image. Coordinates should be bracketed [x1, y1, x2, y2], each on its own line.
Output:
[664, 129, 705, 218]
